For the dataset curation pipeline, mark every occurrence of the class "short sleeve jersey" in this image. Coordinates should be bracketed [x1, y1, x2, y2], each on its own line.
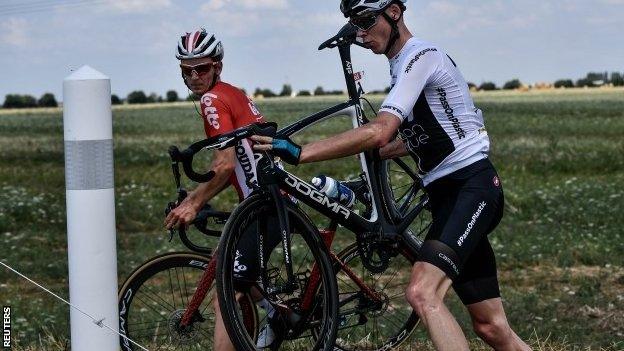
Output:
[379, 37, 490, 186]
[200, 81, 264, 201]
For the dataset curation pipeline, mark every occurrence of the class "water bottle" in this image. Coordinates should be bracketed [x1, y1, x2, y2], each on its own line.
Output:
[311, 175, 356, 208]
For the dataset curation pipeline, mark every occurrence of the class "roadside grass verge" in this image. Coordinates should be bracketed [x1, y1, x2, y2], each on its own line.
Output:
[1, 90, 622, 348]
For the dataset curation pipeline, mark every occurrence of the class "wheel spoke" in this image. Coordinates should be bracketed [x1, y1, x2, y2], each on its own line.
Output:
[121, 256, 224, 351]
[168, 269, 177, 310]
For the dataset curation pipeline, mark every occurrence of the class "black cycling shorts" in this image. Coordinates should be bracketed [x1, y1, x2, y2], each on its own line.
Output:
[232, 211, 287, 290]
[417, 158, 504, 305]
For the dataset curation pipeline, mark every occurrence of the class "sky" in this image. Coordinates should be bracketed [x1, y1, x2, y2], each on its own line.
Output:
[1, 0, 623, 101]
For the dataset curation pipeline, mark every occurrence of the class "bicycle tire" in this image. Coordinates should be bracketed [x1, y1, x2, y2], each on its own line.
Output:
[332, 243, 420, 350]
[118, 252, 258, 351]
[216, 193, 339, 351]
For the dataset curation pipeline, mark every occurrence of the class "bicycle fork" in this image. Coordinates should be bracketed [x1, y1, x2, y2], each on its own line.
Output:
[179, 256, 217, 327]
[178, 254, 255, 335]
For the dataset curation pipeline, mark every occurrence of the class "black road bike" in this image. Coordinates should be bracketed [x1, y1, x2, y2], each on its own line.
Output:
[172, 24, 431, 350]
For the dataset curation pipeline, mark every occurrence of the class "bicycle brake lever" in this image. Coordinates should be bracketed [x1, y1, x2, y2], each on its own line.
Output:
[177, 188, 188, 203]
[165, 201, 177, 242]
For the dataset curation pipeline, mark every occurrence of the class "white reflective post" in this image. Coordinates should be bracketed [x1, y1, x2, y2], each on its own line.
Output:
[63, 65, 119, 350]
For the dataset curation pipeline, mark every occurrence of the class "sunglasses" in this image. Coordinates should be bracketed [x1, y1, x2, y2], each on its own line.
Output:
[350, 13, 380, 31]
[180, 62, 218, 77]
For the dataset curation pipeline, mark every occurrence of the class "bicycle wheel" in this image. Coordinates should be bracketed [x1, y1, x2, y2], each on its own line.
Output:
[118, 252, 258, 351]
[216, 193, 339, 351]
[380, 156, 431, 240]
[332, 243, 419, 350]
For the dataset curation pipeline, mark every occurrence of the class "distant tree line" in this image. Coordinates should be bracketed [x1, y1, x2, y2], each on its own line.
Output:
[465, 71, 624, 92]
[564, 71, 624, 88]
[2, 93, 58, 108]
[252, 85, 349, 98]
[3, 71, 623, 109]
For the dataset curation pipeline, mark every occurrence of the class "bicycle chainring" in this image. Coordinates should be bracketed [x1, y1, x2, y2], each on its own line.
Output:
[356, 233, 392, 274]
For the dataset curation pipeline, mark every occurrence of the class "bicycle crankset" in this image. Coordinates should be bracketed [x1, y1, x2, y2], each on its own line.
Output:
[355, 232, 395, 274]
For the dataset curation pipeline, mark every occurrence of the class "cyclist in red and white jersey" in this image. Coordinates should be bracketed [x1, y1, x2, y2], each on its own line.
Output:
[199, 77, 264, 200]
[164, 28, 280, 351]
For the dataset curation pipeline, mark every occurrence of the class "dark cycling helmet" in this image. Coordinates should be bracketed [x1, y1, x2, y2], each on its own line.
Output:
[340, 0, 407, 18]
[176, 28, 224, 61]
[340, 0, 407, 55]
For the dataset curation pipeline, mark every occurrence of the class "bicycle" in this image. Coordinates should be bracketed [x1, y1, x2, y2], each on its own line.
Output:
[117, 153, 259, 351]
[118, 144, 352, 351]
[171, 23, 431, 350]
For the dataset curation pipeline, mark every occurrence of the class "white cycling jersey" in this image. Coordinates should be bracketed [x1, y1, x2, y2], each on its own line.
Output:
[380, 37, 490, 186]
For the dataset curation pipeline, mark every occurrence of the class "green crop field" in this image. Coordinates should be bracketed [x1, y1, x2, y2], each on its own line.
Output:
[1, 88, 623, 350]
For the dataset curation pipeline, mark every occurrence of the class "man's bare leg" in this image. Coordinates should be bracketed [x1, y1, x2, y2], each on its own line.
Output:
[213, 287, 272, 350]
[466, 298, 532, 351]
[405, 261, 469, 351]
[213, 292, 235, 351]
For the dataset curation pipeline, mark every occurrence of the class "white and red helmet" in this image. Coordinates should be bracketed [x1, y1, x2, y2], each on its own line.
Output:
[176, 28, 224, 61]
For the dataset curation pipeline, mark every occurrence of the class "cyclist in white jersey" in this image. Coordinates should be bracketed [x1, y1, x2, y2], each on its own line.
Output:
[252, 1, 531, 350]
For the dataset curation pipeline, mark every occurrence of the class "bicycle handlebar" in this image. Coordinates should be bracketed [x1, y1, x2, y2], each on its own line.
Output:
[165, 199, 231, 254]
[178, 204, 230, 254]
[170, 122, 277, 184]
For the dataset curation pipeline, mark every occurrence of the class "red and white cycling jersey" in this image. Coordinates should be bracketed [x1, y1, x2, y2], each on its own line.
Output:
[200, 81, 264, 201]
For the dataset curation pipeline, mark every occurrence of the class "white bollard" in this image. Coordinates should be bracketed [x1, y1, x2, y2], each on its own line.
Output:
[63, 65, 119, 350]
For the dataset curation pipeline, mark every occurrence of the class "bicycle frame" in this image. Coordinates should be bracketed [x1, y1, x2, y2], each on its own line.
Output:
[238, 39, 427, 303]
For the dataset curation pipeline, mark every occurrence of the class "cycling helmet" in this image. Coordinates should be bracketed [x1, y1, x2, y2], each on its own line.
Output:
[176, 28, 224, 61]
[340, 0, 406, 18]
[341, 0, 407, 55]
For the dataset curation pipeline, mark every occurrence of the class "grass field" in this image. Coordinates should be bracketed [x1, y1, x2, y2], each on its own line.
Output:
[1, 88, 623, 350]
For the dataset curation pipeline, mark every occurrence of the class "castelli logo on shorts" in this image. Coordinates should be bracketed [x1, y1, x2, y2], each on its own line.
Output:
[493, 176, 500, 187]
[438, 253, 459, 275]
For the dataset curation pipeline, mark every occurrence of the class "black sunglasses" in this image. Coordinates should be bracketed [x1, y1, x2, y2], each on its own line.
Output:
[349, 13, 380, 31]
[180, 62, 218, 77]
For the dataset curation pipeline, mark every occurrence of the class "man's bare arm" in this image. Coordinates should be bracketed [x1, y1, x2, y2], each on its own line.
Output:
[298, 112, 402, 163]
[164, 147, 236, 229]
